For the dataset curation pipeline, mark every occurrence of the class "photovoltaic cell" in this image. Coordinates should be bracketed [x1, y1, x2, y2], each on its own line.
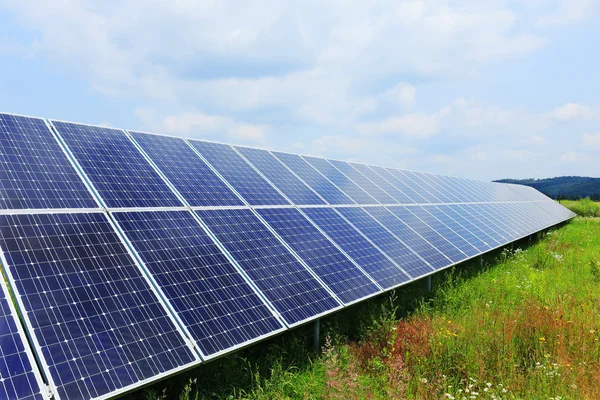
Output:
[235, 147, 325, 205]
[51, 121, 182, 209]
[272, 152, 354, 205]
[327, 160, 396, 204]
[401, 171, 452, 203]
[365, 207, 452, 270]
[302, 207, 411, 289]
[422, 174, 465, 203]
[350, 164, 414, 204]
[257, 208, 380, 304]
[0, 113, 97, 210]
[0, 280, 44, 400]
[381, 169, 430, 203]
[455, 204, 511, 243]
[188, 140, 289, 206]
[112, 210, 284, 358]
[128, 132, 243, 207]
[434, 205, 497, 249]
[0, 213, 197, 400]
[303, 157, 377, 204]
[196, 209, 340, 326]
[335, 207, 434, 278]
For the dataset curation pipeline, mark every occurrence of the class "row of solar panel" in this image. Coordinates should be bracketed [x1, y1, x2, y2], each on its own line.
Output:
[0, 201, 573, 400]
[1, 112, 547, 211]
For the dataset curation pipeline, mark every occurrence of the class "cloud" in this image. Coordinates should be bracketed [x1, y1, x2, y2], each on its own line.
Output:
[527, 135, 546, 145]
[582, 132, 600, 148]
[548, 103, 598, 120]
[537, 0, 591, 27]
[559, 151, 590, 164]
[357, 106, 450, 138]
[505, 149, 535, 160]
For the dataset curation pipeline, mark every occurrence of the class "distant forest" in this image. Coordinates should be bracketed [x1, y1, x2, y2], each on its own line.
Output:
[494, 176, 600, 200]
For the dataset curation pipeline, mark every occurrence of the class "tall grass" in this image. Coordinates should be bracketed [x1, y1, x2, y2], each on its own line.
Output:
[561, 198, 600, 217]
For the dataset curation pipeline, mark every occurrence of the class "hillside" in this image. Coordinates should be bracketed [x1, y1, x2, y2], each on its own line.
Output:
[495, 176, 600, 200]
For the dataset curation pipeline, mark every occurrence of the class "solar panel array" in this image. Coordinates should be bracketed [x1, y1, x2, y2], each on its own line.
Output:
[0, 112, 575, 399]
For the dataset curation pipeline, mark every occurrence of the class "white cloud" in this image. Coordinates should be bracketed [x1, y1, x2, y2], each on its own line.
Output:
[387, 83, 416, 108]
[527, 135, 546, 145]
[582, 132, 600, 148]
[357, 106, 450, 138]
[537, 0, 591, 27]
[559, 151, 590, 164]
[228, 124, 268, 144]
[548, 103, 598, 120]
[505, 149, 535, 160]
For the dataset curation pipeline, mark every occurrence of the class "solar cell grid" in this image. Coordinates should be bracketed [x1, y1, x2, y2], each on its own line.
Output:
[256, 208, 381, 304]
[336, 207, 434, 278]
[434, 205, 498, 249]
[0, 113, 97, 210]
[0, 279, 44, 400]
[0, 212, 197, 400]
[370, 167, 425, 203]
[112, 210, 284, 359]
[350, 164, 414, 204]
[387, 170, 436, 203]
[301, 207, 411, 289]
[459, 204, 517, 240]
[196, 208, 340, 326]
[303, 157, 377, 204]
[188, 140, 289, 206]
[51, 121, 182, 209]
[327, 160, 396, 204]
[128, 132, 243, 207]
[403, 171, 452, 203]
[271, 152, 354, 205]
[235, 147, 325, 205]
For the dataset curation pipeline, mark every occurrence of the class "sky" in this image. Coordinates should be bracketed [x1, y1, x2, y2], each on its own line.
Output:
[0, 0, 599, 181]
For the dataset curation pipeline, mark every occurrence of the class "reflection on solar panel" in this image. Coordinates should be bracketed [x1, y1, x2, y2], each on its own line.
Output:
[256, 208, 380, 304]
[128, 132, 244, 207]
[0, 113, 97, 210]
[303, 157, 377, 204]
[188, 141, 289, 206]
[456, 204, 512, 243]
[235, 147, 325, 205]
[433, 205, 495, 250]
[301, 207, 411, 289]
[335, 207, 433, 278]
[51, 121, 183, 209]
[350, 164, 414, 204]
[272, 152, 354, 204]
[327, 160, 396, 204]
[0, 213, 198, 400]
[0, 280, 44, 400]
[382, 169, 430, 203]
[196, 209, 340, 326]
[112, 210, 285, 358]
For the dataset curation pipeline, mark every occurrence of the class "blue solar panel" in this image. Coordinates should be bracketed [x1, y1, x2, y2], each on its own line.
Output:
[387, 207, 467, 263]
[0, 213, 198, 400]
[407, 206, 480, 257]
[335, 207, 433, 278]
[444, 176, 487, 203]
[365, 207, 452, 270]
[51, 121, 182, 209]
[505, 203, 549, 233]
[327, 160, 396, 204]
[381, 168, 429, 203]
[235, 147, 325, 205]
[0, 113, 97, 210]
[302, 207, 411, 289]
[401, 171, 452, 203]
[0, 280, 44, 400]
[128, 132, 243, 207]
[196, 209, 340, 326]
[476, 204, 522, 238]
[271, 152, 354, 205]
[421, 174, 465, 203]
[303, 157, 377, 204]
[350, 164, 415, 204]
[256, 208, 380, 304]
[188, 141, 289, 206]
[112, 210, 284, 358]
[434, 205, 497, 249]
[457, 204, 514, 241]
[536, 201, 576, 222]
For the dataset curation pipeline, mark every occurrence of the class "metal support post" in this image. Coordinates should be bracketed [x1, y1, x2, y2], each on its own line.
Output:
[313, 319, 320, 351]
[425, 275, 432, 292]
[479, 255, 483, 267]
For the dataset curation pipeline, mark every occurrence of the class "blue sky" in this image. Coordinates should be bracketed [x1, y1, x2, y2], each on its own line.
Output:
[1, 0, 599, 180]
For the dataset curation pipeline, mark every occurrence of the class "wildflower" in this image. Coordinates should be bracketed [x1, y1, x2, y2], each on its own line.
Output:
[539, 337, 546, 342]
[420, 377, 428, 384]
[486, 382, 492, 387]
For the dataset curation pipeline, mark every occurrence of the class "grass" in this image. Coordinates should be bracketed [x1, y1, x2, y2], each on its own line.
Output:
[129, 200, 599, 400]
[560, 198, 600, 217]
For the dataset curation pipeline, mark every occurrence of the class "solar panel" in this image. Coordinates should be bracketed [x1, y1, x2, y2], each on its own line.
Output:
[188, 140, 289, 206]
[400, 171, 452, 203]
[0, 279, 45, 400]
[303, 157, 377, 204]
[0, 212, 198, 400]
[327, 160, 396, 204]
[51, 121, 183, 209]
[385, 169, 433, 203]
[235, 147, 325, 205]
[128, 132, 244, 207]
[365, 207, 452, 269]
[537, 201, 576, 222]
[421, 174, 465, 203]
[271, 152, 354, 204]
[196, 208, 340, 326]
[350, 164, 415, 204]
[444, 177, 487, 203]
[301, 207, 411, 289]
[407, 206, 480, 257]
[457, 204, 515, 241]
[434, 205, 498, 249]
[256, 208, 381, 304]
[0, 113, 97, 210]
[476, 204, 522, 238]
[112, 210, 285, 359]
[335, 207, 434, 279]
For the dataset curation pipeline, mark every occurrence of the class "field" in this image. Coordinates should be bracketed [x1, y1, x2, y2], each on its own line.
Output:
[134, 200, 599, 400]
[559, 198, 600, 217]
